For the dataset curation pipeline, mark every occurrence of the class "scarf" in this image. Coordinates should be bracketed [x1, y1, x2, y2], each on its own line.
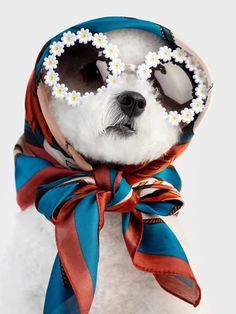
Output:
[14, 16, 212, 314]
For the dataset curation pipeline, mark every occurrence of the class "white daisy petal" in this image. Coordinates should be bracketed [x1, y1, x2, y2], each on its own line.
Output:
[103, 44, 119, 59]
[52, 83, 68, 99]
[137, 64, 152, 80]
[97, 85, 107, 93]
[162, 107, 168, 120]
[145, 52, 159, 67]
[66, 91, 81, 107]
[109, 59, 125, 75]
[190, 98, 205, 113]
[77, 28, 92, 44]
[43, 55, 58, 70]
[92, 33, 108, 49]
[61, 31, 77, 47]
[172, 48, 187, 63]
[83, 92, 95, 99]
[44, 70, 59, 86]
[195, 84, 208, 100]
[49, 41, 64, 56]
[158, 46, 172, 62]
[193, 69, 207, 84]
[167, 111, 182, 126]
[106, 75, 124, 87]
[181, 108, 195, 123]
[185, 56, 200, 72]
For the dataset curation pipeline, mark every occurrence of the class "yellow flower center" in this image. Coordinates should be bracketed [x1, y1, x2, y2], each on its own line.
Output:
[66, 36, 71, 42]
[82, 33, 86, 38]
[72, 96, 76, 101]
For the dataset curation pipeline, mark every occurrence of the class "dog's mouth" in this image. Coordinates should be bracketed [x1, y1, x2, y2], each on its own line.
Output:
[106, 120, 135, 136]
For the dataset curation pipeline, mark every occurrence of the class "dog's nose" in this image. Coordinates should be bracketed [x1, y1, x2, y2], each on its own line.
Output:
[117, 91, 146, 117]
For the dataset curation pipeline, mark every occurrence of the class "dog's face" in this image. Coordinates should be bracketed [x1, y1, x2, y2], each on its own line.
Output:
[46, 29, 189, 165]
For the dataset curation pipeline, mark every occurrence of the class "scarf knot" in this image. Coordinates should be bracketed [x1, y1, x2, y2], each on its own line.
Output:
[14, 144, 201, 313]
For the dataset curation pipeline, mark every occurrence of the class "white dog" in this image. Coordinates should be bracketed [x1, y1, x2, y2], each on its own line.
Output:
[0, 29, 210, 314]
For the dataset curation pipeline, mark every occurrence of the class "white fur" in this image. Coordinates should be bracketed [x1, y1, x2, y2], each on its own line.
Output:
[0, 29, 211, 314]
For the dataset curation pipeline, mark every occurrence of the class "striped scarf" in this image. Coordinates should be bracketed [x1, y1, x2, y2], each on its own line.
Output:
[13, 16, 210, 314]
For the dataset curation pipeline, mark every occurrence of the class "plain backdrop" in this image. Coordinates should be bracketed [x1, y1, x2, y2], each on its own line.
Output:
[0, 1, 235, 313]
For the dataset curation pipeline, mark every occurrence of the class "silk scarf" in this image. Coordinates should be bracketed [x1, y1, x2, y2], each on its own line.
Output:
[14, 16, 212, 314]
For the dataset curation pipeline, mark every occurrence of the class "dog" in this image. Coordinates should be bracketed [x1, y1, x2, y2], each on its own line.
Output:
[0, 28, 210, 314]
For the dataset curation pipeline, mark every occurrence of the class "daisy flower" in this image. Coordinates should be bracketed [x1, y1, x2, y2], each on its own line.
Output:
[167, 111, 182, 126]
[44, 70, 59, 86]
[190, 98, 205, 113]
[195, 84, 208, 100]
[145, 52, 159, 67]
[109, 59, 125, 76]
[77, 28, 92, 44]
[43, 55, 58, 70]
[193, 69, 207, 84]
[52, 83, 68, 99]
[92, 33, 108, 49]
[181, 108, 195, 123]
[158, 46, 172, 62]
[66, 91, 81, 107]
[185, 56, 199, 72]
[106, 75, 124, 87]
[103, 44, 119, 59]
[172, 48, 187, 63]
[137, 64, 152, 80]
[49, 41, 64, 56]
[61, 31, 77, 47]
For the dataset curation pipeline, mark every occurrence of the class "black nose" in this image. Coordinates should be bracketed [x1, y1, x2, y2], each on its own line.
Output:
[117, 91, 146, 117]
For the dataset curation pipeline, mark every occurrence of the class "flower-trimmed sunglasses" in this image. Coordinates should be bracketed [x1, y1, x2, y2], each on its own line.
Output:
[42, 28, 209, 126]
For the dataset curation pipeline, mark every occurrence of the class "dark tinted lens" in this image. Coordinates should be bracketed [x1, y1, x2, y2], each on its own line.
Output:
[56, 43, 109, 94]
[153, 63, 195, 112]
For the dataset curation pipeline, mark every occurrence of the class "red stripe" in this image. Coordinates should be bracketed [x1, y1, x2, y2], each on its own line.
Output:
[123, 210, 143, 258]
[17, 167, 77, 209]
[155, 274, 201, 307]
[26, 143, 61, 165]
[56, 205, 94, 314]
[93, 166, 111, 190]
[108, 191, 138, 213]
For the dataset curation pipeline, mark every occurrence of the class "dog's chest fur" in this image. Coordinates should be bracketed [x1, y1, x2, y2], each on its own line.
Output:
[0, 207, 207, 314]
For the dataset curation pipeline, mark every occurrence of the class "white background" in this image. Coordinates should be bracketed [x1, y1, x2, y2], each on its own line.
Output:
[0, 1, 236, 313]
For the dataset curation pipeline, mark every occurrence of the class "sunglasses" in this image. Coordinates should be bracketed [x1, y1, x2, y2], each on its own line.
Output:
[42, 28, 209, 126]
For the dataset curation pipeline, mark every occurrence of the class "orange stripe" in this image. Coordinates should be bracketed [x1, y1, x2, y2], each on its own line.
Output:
[56, 206, 94, 314]
[133, 251, 195, 278]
